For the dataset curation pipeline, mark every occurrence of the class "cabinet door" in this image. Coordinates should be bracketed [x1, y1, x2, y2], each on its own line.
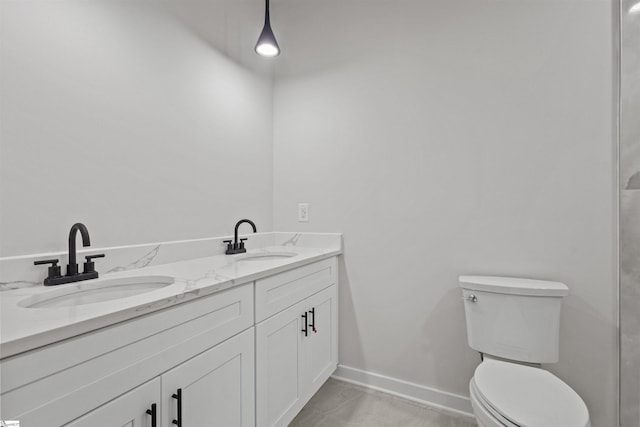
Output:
[256, 300, 306, 427]
[161, 327, 255, 427]
[64, 378, 160, 427]
[304, 284, 338, 399]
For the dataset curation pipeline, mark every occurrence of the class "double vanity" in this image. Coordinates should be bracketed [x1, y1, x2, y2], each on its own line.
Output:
[0, 231, 341, 427]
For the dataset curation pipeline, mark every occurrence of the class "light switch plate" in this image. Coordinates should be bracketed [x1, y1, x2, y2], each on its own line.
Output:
[298, 203, 309, 222]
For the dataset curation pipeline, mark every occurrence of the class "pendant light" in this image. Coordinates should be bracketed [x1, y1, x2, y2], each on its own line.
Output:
[255, 0, 280, 57]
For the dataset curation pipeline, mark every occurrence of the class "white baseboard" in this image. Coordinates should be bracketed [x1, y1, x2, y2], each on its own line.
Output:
[332, 365, 475, 422]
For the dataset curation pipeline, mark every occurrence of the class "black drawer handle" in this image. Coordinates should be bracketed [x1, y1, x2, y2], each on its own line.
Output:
[309, 307, 317, 333]
[146, 403, 157, 427]
[172, 388, 182, 426]
[301, 312, 308, 336]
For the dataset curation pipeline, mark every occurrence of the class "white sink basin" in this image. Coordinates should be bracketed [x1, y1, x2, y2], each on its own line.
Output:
[235, 252, 297, 262]
[19, 276, 175, 309]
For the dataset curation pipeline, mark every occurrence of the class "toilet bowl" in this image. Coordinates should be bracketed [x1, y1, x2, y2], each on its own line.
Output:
[459, 276, 591, 427]
[468, 357, 589, 427]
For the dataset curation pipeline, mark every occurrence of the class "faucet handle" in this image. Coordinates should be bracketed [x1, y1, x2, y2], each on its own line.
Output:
[83, 254, 105, 274]
[34, 258, 60, 266]
[34, 259, 62, 285]
[223, 240, 234, 250]
[239, 238, 248, 250]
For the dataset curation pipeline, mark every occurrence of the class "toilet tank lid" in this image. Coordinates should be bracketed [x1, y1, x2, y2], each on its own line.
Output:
[459, 275, 569, 297]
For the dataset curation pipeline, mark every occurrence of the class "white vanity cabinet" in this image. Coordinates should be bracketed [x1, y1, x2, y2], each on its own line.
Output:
[255, 257, 338, 427]
[0, 255, 339, 427]
[0, 283, 254, 427]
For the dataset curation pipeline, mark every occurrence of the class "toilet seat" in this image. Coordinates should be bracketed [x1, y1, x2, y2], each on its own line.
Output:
[470, 378, 519, 427]
[471, 357, 590, 427]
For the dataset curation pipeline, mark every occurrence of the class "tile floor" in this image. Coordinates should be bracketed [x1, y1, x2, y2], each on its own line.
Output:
[289, 378, 478, 427]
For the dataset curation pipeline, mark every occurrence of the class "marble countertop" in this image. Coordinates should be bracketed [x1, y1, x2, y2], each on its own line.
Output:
[0, 238, 341, 359]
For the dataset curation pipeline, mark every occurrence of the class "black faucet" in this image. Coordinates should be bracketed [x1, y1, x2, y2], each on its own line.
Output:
[224, 219, 257, 255]
[34, 223, 105, 286]
[67, 222, 90, 276]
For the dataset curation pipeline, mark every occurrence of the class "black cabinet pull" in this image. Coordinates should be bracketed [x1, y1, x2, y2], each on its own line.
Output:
[172, 388, 182, 426]
[301, 312, 308, 336]
[146, 403, 157, 427]
[309, 307, 317, 333]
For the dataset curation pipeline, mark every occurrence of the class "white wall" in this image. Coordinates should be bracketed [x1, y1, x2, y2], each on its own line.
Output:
[1, 0, 619, 424]
[273, 1, 618, 425]
[0, 0, 274, 256]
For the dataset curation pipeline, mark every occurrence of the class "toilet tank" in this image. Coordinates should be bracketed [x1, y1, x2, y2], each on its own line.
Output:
[459, 276, 569, 364]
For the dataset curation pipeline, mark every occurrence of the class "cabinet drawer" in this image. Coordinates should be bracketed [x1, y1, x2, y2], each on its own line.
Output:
[0, 283, 253, 426]
[255, 257, 336, 322]
[64, 378, 161, 427]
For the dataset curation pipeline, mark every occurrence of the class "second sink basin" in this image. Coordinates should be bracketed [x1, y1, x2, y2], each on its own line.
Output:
[19, 276, 176, 309]
[235, 252, 297, 262]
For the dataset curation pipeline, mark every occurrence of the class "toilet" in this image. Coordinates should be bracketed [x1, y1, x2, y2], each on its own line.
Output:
[459, 275, 590, 427]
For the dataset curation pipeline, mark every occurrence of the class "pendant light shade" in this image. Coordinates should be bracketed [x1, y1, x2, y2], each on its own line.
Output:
[255, 0, 280, 57]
